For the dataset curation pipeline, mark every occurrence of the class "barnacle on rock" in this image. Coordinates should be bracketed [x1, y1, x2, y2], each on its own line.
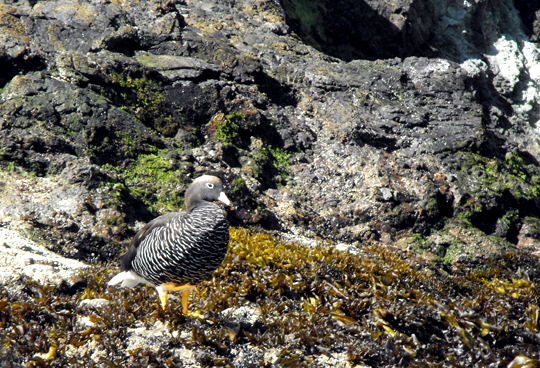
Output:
[1, 228, 539, 367]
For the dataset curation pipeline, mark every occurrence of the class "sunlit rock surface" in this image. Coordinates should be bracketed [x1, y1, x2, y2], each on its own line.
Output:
[1, 0, 540, 366]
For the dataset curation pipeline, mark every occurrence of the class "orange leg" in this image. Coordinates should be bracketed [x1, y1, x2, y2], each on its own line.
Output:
[156, 284, 203, 318]
[182, 288, 190, 315]
[182, 288, 204, 319]
[157, 288, 168, 309]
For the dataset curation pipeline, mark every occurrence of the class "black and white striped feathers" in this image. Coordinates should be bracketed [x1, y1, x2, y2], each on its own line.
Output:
[108, 175, 231, 313]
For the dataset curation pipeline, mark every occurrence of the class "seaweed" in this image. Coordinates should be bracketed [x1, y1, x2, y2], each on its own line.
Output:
[1, 228, 539, 367]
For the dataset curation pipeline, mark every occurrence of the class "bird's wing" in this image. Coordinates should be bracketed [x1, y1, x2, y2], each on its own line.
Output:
[120, 212, 183, 272]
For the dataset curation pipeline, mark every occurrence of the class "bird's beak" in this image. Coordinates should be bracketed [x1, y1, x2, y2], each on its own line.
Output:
[218, 192, 231, 206]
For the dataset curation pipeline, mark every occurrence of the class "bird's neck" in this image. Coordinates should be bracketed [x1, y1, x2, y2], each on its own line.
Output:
[185, 185, 200, 212]
[187, 198, 203, 212]
[186, 194, 212, 212]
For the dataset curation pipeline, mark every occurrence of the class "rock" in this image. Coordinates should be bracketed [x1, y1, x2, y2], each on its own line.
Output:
[79, 298, 111, 309]
[517, 217, 540, 252]
[0, 228, 87, 287]
[134, 53, 222, 82]
[279, 0, 434, 60]
[221, 304, 262, 326]
[0, 0, 538, 299]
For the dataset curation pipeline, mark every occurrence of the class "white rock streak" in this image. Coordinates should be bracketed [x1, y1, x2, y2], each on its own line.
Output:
[0, 228, 88, 286]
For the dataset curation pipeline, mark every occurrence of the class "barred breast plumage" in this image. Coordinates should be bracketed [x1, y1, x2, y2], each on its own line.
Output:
[108, 175, 231, 316]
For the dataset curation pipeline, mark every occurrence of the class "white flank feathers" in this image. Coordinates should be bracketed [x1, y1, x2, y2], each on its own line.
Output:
[107, 271, 151, 288]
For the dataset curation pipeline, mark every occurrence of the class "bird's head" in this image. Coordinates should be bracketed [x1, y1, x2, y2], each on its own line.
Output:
[186, 175, 231, 211]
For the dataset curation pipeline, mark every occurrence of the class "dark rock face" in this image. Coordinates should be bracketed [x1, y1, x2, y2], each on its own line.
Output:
[280, 0, 436, 60]
[0, 0, 539, 270]
[514, 0, 540, 42]
[280, 0, 539, 61]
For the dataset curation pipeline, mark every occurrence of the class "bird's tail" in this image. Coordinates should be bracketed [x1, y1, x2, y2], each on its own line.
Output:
[107, 271, 149, 288]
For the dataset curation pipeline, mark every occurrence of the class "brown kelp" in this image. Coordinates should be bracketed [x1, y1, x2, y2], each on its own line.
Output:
[1, 228, 539, 367]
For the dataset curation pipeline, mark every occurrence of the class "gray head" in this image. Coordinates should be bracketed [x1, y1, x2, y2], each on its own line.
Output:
[185, 175, 231, 211]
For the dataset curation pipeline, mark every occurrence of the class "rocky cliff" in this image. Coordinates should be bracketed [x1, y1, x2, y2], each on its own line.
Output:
[2, 0, 540, 267]
[1, 0, 540, 366]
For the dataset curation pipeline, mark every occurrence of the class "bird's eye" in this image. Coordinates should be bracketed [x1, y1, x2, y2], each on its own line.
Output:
[206, 183, 214, 189]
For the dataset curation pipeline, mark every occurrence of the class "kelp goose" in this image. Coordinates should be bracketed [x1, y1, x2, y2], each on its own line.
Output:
[108, 175, 231, 316]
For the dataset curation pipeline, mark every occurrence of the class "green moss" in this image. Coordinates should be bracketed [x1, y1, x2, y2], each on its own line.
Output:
[456, 150, 540, 200]
[229, 177, 246, 195]
[453, 150, 540, 235]
[409, 233, 430, 252]
[101, 71, 176, 136]
[440, 242, 461, 265]
[268, 145, 291, 179]
[105, 150, 190, 213]
[0, 161, 15, 172]
[214, 112, 292, 187]
[246, 139, 291, 186]
[215, 112, 256, 147]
